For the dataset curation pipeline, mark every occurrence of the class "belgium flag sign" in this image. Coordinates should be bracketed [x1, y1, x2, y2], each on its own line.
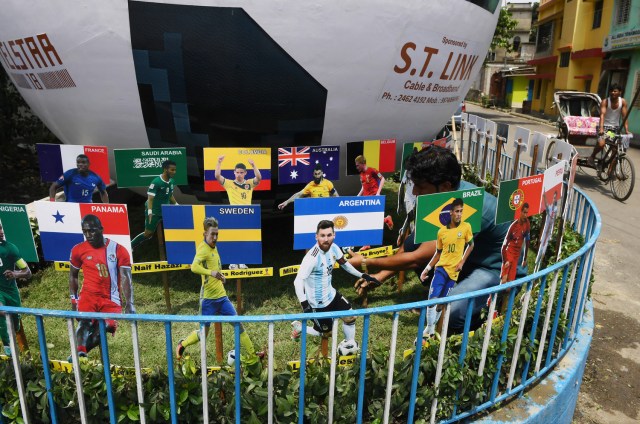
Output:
[414, 188, 484, 243]
[495, 174, 544, 225]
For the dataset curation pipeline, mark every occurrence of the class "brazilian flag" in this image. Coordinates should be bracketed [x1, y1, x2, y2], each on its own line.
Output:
[0, 204, 38, 262]
[414, 188, 484, 243]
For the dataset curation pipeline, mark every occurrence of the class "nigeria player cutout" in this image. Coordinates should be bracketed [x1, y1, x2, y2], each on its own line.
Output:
[131, 160, 178, 250]
[215, 155, 261, 269]
[175, 217, 263, 376]
[69, 215, 135, 360]
[49, 154, 109, 203]
[0, 219, 32, 357]
[291, 220, 381, 354]
[419, 198, 474, 338]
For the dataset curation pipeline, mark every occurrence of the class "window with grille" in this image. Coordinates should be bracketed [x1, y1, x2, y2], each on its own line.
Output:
[633, 72, 640, 108]
[615, 0, 630, 25]
[593, 1, 603, 29]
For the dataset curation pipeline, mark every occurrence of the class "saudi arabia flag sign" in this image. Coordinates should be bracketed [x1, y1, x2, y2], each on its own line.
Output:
[495, 174, 544, 225]
[414, 188, 484, 243]
[0, 204, 38, 262]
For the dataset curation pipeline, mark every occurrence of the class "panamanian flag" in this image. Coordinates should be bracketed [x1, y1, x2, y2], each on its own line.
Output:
[36, 144, 110, 184]
[162, 204, 262, 265]
[278, 145, 340, 184]
[35, 202, 131, 262]
[293, 196, 385, 249]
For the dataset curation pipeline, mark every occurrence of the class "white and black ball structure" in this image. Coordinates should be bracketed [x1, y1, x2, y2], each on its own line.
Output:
[0, 0, 500, 198]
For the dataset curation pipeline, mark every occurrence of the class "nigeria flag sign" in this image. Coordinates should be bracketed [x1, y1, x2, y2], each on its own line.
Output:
[495, 174, 544, 225]
[0, 204, 38, 262]
[414, 188, 484, 243]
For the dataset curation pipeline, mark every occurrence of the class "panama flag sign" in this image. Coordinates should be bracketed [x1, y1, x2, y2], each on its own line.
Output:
[37, 144, 110, 184]
[278, 145, 340, 184]
[0, 204, 38, 262]
[346, 139, 396, 175]
[35, 202, 131, 262]
[203, 147, 271, 192]
[414, 188, 484, 243]
[495, 174, 544, 225]
[162, 205, 261, 265]
[293, 196, 385, 249]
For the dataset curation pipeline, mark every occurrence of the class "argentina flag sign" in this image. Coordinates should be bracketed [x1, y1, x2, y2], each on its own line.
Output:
[293, 196, 385, 250]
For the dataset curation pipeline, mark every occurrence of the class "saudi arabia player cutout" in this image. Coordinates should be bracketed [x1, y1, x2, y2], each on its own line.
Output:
[291, 220, 381, 345]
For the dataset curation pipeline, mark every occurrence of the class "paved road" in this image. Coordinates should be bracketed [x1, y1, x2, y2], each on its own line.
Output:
[467, 104, 640, 423]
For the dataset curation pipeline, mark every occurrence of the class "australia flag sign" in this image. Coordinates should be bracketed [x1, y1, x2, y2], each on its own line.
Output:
[278, 145, 340, 185]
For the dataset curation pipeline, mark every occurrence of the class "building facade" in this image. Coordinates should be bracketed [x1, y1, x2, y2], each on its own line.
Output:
[602, 0, 640, 136]
[528, 0, 613, 114]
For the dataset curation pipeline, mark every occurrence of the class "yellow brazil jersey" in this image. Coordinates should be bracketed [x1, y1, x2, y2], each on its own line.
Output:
[190, 241, 226, 300]
[222, 178, 257, 205]
[435, 221, 473, 281]
[302, 179, 335, 198]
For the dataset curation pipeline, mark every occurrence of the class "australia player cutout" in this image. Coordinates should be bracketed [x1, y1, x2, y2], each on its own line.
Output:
[49, 154, 108, 203]
[131, 160, 178, 251]
[278, 164, 338, 210]
[175, 217, 263, 375]
[420, 198, 474, 338]
[291, 220, 380, 353]
[69, 215, 135, 359]
[0, 219, 32, 357]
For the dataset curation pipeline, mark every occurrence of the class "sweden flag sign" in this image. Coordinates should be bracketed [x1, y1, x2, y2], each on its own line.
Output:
[414, 188, 484, 243]
[161, 205, 261, 265]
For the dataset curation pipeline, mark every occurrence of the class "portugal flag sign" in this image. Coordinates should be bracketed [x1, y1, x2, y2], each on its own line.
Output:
[414, 188, 484, 243]
[495, 174, 544, 225]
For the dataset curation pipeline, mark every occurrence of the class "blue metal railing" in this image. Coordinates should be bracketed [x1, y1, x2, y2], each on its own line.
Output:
[1, 125, 600, 423]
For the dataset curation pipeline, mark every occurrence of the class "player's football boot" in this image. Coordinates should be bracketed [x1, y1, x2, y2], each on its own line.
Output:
[176, 340, 186, 359]
[290, 321, 302, 340]
[229, 264, 239, 270]
[384, 215, 394, 230]
[239, 264, 248, 269]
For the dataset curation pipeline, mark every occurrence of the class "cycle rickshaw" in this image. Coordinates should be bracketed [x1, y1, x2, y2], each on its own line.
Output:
[546, 91, 635, 201]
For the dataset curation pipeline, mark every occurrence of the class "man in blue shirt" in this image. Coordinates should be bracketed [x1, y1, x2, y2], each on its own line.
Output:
[350, 145, 526, 331]
[49, 154, 108, 203]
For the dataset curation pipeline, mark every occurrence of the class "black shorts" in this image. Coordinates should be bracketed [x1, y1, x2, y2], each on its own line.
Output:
[311, 291, 352, 333]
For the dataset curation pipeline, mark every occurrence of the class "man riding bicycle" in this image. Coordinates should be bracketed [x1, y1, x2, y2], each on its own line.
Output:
[588, 84, 630, 167]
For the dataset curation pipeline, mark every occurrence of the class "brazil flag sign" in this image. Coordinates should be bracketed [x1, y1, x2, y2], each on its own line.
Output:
[414, 188, 484, 243]
[495, 174, 544, 225]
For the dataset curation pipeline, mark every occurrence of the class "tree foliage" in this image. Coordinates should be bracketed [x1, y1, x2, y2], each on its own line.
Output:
[490, 7, 519, 53]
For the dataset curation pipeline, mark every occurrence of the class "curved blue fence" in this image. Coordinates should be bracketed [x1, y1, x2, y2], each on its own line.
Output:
[0, 183, 600, 424]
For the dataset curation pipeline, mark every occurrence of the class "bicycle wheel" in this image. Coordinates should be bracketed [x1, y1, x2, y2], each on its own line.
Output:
[610, 155, 635, 201]
[545, 140, 555, 169]
[597, 144, 612, 181]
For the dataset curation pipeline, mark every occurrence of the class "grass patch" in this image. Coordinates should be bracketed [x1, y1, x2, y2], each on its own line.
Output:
[18, 183, 432, 368]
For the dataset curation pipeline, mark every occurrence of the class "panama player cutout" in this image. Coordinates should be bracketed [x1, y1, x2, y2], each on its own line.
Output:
[291, 220, 381, 354]
[69, 214, 135, 359]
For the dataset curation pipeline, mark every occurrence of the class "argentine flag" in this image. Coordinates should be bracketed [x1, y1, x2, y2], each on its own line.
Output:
[293, 196, 385, 250]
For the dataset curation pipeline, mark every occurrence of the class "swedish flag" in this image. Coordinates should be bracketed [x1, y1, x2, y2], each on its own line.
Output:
[161, 205, 261, 265]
